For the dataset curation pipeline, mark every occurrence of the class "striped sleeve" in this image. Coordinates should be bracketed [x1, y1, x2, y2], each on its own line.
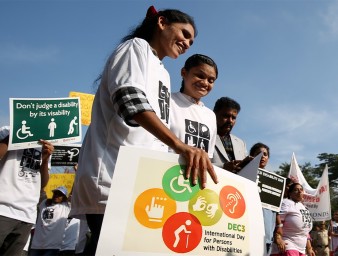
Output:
[113, 87, 154, 127]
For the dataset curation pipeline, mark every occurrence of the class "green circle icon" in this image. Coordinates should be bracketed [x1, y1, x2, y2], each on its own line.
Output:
[162, 165, 200, 202]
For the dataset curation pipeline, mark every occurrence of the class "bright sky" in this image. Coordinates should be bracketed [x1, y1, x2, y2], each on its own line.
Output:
[1, 0, 338, 171]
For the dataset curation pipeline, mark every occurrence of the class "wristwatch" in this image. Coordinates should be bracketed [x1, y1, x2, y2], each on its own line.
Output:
[276, 223, 283, 228]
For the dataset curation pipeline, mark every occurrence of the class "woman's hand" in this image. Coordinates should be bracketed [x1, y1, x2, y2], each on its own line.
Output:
[133, 111, 218, 188]
[275, 233, 287, 252]
[175, 142, 218, 188]
[307, 247, 315, 256]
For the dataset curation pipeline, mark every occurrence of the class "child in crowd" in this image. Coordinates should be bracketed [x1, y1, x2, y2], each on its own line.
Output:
[29, 186, 70, 256]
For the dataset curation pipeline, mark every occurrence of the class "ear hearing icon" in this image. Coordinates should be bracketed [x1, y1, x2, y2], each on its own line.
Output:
[225, 192, 241, 214]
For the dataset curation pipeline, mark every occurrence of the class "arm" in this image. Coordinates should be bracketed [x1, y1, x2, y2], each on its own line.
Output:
[39, 139, 54, 189]
[67, 164, 78, 202]
[329, 221, 338, 237]
[306, 237, 315, 256]
[274, 229, 286, 253]
[133, 111, 218, 188]
[222, 160, 241, 173]
[275, 214, 283, 236]
[274, 205, 287, 252]
[0, 136, 9, 160]
[223, 156, 254, 174]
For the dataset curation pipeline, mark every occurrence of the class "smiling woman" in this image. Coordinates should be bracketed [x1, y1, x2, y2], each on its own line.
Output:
[169, 54, 218, 159]
[69, 6, 218, 255]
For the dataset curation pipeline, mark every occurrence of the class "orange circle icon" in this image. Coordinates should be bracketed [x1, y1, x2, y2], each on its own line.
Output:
[134, 188, 177, 228]
[219, 185, 246, 219]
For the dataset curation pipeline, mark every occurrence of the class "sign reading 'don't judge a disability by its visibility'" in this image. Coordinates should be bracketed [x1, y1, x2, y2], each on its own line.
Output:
[8, 98, 81, 150]
[96, 146, 265, 256]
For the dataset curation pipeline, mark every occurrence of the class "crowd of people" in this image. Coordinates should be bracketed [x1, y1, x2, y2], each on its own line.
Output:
[0, 5, 337, 256]
[0, 125, 88, 256]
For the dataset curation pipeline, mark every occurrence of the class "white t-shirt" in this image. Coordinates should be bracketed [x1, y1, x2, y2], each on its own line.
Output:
[70, 38, 171, 216]
[278, 198, 313, 254]
[60, 218, 80, 251]
[0, 127, 43, 223]
[170, 92, 216, 158]
[75, 219, 90, 254]
[331, 221, 338, 251]
[30, 199, 71, 249]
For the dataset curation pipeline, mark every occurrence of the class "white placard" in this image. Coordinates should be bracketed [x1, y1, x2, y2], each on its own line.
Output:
[97, 146, 265, 255]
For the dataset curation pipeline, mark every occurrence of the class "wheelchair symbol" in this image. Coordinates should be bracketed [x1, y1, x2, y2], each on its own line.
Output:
[170, 170, 192, 194]
[16, 120, 34, 139]
[187, 121, 197, 133]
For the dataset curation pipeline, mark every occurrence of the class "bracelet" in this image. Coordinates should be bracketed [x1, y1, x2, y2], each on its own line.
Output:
[276, 223, 283, 228]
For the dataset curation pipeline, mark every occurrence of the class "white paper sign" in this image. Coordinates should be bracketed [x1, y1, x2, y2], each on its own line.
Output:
[9, 97, 81, 150]
[96, 146, 265, 256]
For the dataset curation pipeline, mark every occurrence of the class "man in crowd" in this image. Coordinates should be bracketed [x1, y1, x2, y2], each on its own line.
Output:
[212, 97, 251, 173]
[312, 221, 330, 256]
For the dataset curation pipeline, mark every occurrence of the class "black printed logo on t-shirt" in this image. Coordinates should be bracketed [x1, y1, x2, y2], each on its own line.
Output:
[42, 208, 55, 220]
[158, 81, 170, 124]
[184, 119, 210, 153]
[18, 148, 41, 177]
[300, 208, 312, 229]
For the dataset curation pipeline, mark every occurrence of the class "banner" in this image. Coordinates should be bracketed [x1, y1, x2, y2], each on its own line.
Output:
[44, 144, 81, 198]
[238, 153, 285, 212]
[44, 173, 75, 199]
[9, 97, 81, 150]
[96, 146, 265, 256]
[288, 153, 331, 221]
[51, 144, 81, 167]
[237, 152, 261, 182]
[257, 168, 285, 212]
[69, 91, 94, 126]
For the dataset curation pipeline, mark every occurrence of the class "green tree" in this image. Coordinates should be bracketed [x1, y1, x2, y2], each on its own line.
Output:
[316, 153, 338, 185]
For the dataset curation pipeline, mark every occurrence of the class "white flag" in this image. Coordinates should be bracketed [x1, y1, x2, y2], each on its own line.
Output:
[288, 153, 331, 221]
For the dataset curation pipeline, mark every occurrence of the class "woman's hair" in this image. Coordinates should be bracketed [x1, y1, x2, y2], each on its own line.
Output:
[180, 54, 218, 92]
[287, 182, 303, 199]
[249, 142, 270, 158]
[285, 177, 292, 185]
[93, 6, 197, 89]
[284, 177, 293, 189]
[121, 6, 197, 43]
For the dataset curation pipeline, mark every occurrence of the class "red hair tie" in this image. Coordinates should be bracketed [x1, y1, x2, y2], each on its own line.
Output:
[146, 5, 158, 19]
